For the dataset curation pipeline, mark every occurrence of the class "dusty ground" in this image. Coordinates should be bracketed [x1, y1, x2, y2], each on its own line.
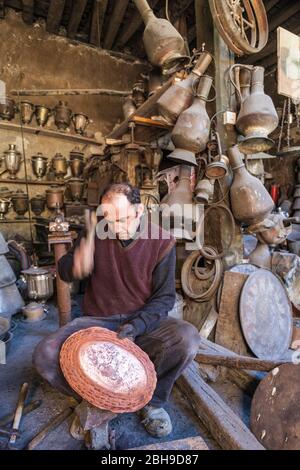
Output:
[0, 298, 221, 451]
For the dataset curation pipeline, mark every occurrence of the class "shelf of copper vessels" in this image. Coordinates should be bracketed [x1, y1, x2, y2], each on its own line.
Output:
[107, 76, 174, 141]
[0, 178, 66, 185]
[0, 121, 101, 145]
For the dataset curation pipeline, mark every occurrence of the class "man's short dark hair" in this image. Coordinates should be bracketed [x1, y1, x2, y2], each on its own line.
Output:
[101, 183, 141, 205]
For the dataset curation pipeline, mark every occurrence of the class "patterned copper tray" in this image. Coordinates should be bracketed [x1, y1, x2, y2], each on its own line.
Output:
[60, 327, 157, 413]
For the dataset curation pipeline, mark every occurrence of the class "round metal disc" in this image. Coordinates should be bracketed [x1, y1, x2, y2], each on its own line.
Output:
[239, 269, 293, 360]
[229, 263, 260, 275]
[250, 364, 300, 449]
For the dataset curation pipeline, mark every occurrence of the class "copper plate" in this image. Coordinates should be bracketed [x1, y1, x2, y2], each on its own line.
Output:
[239, 269, 293, 360]
[60, 327, 157, 413]
[250, 364, 300, 449]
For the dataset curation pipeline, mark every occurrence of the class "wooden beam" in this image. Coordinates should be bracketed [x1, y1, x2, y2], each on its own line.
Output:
[177, 362, 265, 450]
[198, 337, 264, 396]
[22, 0, 34, 25]
[67, 0, 88, 39]
[131, 436, 209, 451]
[10, 87, 130, 97]
[265, 0, 281, 13]
[103, 0, 130, 50]
[196, 351, 291, 372]
[0, 1, 5, 19]
[195, 0, 214, 52]
[46, 0, 65, 34]
[157, 0, 194, 23]
[269, 3, 300, 32]
[89, 0, 108, 47]
[117, 0, 160, 47]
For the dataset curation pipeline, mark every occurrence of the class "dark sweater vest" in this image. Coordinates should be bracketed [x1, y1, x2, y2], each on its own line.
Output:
[82, 221, 175, 317]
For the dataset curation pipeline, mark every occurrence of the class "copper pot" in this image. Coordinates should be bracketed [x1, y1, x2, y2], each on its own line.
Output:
[69, 147, 85, 177]
[19, 101, 35, 125]
[54, 100, 72, 131]
[30, 195, 46, 216]
[0, 97, 16, 121]
[51, 153, 68, 180]
[46, 185, 64, 210]
[67, 178, 85, 203]
[12, 190, 29, 218]
[228, 145, 274, 225]
[3, 144, 22, 179]
[171, 75, 213, 154]
[72, 113, 89, 135]
[133, 0, 188, 73]
[35, 105, 51, 127]
[236, 66, 278, 154]
[157, 51, 212, 124]
[31, 152, 48, 180]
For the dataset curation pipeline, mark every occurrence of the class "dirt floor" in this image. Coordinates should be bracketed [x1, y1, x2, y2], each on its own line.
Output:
[0, 297, 224, 450]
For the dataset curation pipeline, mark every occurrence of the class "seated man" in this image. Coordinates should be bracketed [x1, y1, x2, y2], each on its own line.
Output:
[33, 183, 200, 438]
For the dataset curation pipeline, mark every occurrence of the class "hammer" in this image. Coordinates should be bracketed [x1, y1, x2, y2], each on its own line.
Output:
[8, 382, 29, 445]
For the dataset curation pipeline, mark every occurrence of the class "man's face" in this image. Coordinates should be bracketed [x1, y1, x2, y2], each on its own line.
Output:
[101, 194, 144, 239]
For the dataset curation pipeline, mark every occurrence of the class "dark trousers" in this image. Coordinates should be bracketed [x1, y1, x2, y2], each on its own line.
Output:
[33, 315, 200, 408]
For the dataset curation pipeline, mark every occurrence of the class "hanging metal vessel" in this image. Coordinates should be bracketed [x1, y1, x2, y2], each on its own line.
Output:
[53, 100, 72, 131]
[0, 96, 16, 121]
[3, 144, 22, 179]
[31, 152, 48, 180]
[133, 0, 189, 73]
[157, 51, 212, 124]
[51, 153, 68, 180]
[72, 113, 89, 135]
[228, 145, 274, 225]
[171, 75, 213, 154]
[35, 105, 51, 127]
[19, 100, 35, 125]
[236, 66, 278, 154]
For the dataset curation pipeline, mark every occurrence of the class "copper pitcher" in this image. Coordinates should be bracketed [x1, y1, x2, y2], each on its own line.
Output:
[12, 190, 29, 219]
[35, 105, 51, 127]
[69, 147, 85, 177]
[171, 75, 213, 155]
[227, 145, 274, 225]
[157, 51, 212, 124]
[54, 100, 72, 131]
[19, 101, 35, 125]
[51, 153, 68, 180]
[31, 152, 48, 180]
[3, 144, 22, 179]
[133, 0, 188, 73]
[236, 66, 278, 154]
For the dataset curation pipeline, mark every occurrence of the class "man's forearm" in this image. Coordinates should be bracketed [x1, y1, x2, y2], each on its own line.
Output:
[57, 230, 85, 282]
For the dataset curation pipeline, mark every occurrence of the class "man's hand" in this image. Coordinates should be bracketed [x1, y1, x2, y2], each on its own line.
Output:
[117, 323, 136, 342]
[72, 211, 97, 280]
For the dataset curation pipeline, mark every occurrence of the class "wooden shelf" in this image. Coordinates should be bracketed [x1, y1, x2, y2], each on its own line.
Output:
[107, 77, 174, 144]
[0, 218, 31, 223]
[0, 178, 66, 185]
[0, 121, 102, 146]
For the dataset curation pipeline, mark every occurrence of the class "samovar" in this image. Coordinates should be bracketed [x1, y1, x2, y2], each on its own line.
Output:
[31, 152, 48, 180]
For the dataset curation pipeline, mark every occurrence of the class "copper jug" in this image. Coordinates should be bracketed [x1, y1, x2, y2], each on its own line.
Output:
[171, 75, 213, 154]
[236, 66, 278, 154]
[133, 0, 188, 73]
[157, 51, 212, 124]
[228, 145, 274, 225]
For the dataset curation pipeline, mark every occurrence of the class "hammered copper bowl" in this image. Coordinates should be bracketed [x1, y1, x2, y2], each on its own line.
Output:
[60, 327, 157, 413]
